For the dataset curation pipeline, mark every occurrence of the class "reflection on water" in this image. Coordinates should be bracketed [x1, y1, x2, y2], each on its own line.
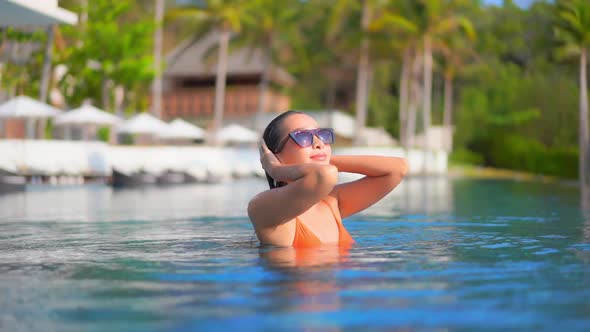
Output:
[259, 245, 348, 329]
[260, 245, 352, 269]
[0, 176, 454, 222]
[0, 179, 267, 222]
[1, 177, 590, 331]
[339, 174, 454, 217]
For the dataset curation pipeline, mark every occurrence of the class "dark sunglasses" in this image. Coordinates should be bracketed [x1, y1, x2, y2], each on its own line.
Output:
[274, 128, 335, 153]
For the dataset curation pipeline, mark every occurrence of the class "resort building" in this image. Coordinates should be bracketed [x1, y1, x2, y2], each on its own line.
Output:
[160, 31, 296, 131]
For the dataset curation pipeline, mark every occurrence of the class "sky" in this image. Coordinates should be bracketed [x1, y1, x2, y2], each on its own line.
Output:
[482, 0, 541, 8]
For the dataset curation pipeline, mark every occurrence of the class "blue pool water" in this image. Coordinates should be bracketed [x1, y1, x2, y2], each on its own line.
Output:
[0, 177, 589, 331]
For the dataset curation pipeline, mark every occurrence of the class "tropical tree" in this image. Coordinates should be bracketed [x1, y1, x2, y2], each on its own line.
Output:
[39, 25, 55, 104]
[369, 0, 420, 148]
[295, 0, 355, 109]
[441, 35, 475, 127]
[364, 0, 474, 152]
[58, 0, 155, 112]
[166, 0, 251, 145]
[327, 0, 388, 145]
[238, 0, 304, 132]
[0, 27, 46, 98]
[152, 0, 165, 118]
[413, 0, 474, 154]
[554, 0, 590, 199]
[438, 32, 477, 150]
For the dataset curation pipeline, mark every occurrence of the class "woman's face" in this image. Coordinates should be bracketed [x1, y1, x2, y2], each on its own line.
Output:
[275, 113, 332, 165]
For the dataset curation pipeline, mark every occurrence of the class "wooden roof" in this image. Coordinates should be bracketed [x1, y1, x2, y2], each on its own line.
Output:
[165, 31, 296, 87]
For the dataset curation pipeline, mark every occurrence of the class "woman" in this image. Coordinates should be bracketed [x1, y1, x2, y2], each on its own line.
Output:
[248, 111, 408, 248]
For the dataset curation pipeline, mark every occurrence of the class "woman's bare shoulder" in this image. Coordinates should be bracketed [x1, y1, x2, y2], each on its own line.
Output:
[247, 189, 270, 221]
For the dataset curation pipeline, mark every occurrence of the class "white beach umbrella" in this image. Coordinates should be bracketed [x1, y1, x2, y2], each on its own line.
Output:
[158, 118, 205, 140]
[0, 95, 63, 138]
[117, 113, 168, 135]
[217, 124, 258, 144]
[54, 104, 121, 126]
[0, 95, 62, 118]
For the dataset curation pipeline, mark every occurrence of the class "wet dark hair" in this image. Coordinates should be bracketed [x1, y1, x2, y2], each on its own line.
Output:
[262, 110, 304, 189]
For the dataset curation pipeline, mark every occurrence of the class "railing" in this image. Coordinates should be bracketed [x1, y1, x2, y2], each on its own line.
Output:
[162, 88, 288, 120]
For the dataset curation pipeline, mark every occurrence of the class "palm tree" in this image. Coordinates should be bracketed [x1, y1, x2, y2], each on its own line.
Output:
[354, 0, 372, 146]
[415, 0, 474, 154]
[167, 0, 250, 145]
[39, 25, 55, 104]
[286, 0, 357, 113]
[152, 0, 164, 118]
[367, 0, 473, 155]
[439, 33, 477, 151]
[38, 25, 55, 138]
[328, 0, 399, 145]
[368, 1, 420, 148]
[238, 0, 303, 132]
[554, 0, 590, 201]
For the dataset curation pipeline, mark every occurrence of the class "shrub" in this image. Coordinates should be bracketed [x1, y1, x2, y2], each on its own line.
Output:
[488, 134, 577, 178]
[450, 148, 485, 165]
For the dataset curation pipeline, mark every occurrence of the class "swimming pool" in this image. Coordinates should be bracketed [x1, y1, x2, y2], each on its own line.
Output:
[0, 177, 589, 331]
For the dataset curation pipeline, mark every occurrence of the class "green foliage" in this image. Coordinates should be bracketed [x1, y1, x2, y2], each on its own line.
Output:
[488, 135, 578, 179]
[57, 0, 155, 111]
[454, 61, 579, 179]
[0, 27, 47, 97]
[44, 120, 54, 139]
[449, 148, 485, 166]
[97, 127, 110, 142]
[367, 62, 399, 138]
[554, 0, 590, 56]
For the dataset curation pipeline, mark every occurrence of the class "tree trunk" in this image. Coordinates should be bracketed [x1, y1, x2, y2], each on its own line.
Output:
[354, 0, 371, 146]
[326, 81, 336, 109]
[399, 48, 410, 147]
[256, 41, 272, 133]
[580, 48, 589, 202]
[443, 74, 453, 127]
[114, 85, 125, 116]
[406, 54, 422, 149]
[211, 29, 230, 145]
[151, 0, 164, 118]
[111, 86, 125, 144]
[443, 73, 454, 151]
[80, 0, 88, 27]
[422, 36, 433, 146]
[38, 25, 55, 139]
[40, 25, 54, 103]
[0, 62, 3, 135]
[102, 78, 112, 112]
[422, 36, 433, 173]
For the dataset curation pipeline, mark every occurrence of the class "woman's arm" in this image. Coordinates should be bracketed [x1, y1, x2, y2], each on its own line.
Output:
[330, 155, 408, 218]
[248, 143, 338, 229]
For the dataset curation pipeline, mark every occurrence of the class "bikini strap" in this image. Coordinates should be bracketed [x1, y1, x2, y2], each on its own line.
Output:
[322, 199, 354, 245]
[321, 199, 342, 224]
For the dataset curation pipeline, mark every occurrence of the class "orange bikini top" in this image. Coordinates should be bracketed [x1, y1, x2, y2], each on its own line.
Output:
[292, 200, 354, 248]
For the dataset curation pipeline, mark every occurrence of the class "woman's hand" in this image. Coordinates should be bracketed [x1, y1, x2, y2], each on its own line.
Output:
[259, 141, 336, 185]
[259, 142, 281, 179]
[250, 143, 339, 229]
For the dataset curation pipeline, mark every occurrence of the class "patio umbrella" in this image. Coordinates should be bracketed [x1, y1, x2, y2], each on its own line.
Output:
[55, 104, 120, 126]
[217, 124, 258, 144]
[0, 95, 62, 138]
[54, 104, 121, 140]
[0, 95, 62, 118]
[158, 118, 205, 140]
[117, 113, 168, 135]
